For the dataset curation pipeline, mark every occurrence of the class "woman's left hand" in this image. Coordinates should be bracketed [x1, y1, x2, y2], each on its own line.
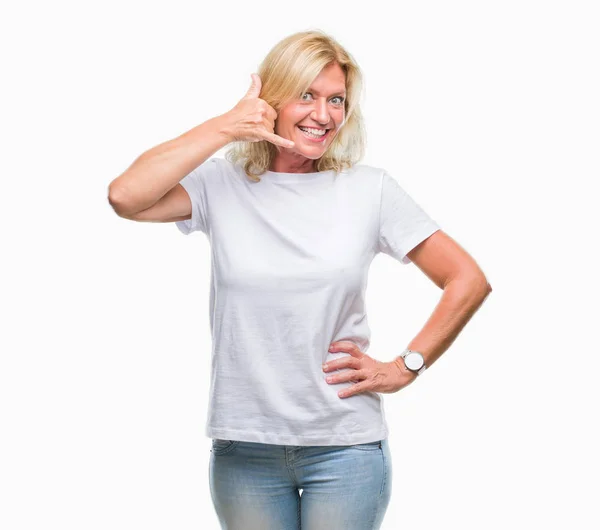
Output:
[324, 340, 418, 398]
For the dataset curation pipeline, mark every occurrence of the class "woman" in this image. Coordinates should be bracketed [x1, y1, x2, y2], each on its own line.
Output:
[108, 30, 491, 530]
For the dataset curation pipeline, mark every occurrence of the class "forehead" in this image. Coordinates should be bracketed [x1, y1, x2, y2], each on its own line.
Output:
[308, 63, 347, 94]
[308, 85, 347, 95]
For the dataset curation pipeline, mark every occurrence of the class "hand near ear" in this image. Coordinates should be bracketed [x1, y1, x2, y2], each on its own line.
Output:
[220, 73, 294, 149]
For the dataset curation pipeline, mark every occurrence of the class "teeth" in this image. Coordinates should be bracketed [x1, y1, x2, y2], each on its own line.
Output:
[298, 126, 326, 137]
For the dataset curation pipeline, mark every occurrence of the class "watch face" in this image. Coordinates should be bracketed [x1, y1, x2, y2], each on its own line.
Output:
[404, 352, 424, 371]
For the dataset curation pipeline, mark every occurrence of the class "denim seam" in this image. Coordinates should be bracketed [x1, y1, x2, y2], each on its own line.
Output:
[296, 491, 301, 529]
[379, 443, 387, 497]
[285, 450, 300, 487]
[367, 444, 386, 529]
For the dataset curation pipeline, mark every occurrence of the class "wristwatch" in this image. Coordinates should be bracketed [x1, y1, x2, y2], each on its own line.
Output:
[399, 348, 427, 376]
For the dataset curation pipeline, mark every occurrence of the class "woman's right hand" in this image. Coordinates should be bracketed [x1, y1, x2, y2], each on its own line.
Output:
[220, 73, 295, 148]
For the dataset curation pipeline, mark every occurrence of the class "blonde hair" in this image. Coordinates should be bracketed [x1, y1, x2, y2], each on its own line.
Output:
[225, 29, 367, 182]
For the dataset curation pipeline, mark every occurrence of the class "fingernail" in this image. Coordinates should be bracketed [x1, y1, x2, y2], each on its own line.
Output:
[322, 363, 328, 370]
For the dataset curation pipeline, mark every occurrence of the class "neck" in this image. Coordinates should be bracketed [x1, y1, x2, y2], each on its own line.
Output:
[269, 153, 316, 174]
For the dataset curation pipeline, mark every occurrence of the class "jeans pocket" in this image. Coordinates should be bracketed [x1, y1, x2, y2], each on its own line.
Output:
[211, 439, 239, 456]
[350, 440, 382, 451]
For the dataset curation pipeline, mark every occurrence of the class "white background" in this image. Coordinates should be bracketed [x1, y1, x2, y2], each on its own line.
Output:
[1, 1, 598, 528]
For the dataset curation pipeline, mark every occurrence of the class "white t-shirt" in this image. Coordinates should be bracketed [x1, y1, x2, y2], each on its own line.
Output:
[176, 157, 440, 446]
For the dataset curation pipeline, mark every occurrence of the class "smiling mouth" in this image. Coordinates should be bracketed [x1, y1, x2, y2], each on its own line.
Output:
[296, 126, 331, 141]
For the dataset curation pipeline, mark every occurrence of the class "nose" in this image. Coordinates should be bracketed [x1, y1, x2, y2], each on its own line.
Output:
[310, 98, 331, 126]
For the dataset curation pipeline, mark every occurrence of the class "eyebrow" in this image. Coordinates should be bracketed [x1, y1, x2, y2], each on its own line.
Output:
[307, 88, 347, 97]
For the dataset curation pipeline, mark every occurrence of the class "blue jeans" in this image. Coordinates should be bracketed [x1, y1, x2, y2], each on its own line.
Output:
[209, 438, 392, 529]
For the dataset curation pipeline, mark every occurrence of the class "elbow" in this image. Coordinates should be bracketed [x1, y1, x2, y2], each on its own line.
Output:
[448, 273, 492, 299]
[108, 185, 135, 218]
[483, 282, 492, 302]
[481, 283, 492, 307]
[483, 277, 492, 293]
[480, 280, 492, 304]
[470, 277, 493, 307]
[477, 277, 493, 298]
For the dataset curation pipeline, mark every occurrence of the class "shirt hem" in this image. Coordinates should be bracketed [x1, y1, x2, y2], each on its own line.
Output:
[400, 224, 441, 264]
[205, 425, 390, 446]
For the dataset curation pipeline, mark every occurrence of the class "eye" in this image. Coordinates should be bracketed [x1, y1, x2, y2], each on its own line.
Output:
[301, 92, 346, 106]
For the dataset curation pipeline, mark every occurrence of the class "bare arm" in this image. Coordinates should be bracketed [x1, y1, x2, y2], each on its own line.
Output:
[393, 230, 492, 374]
[108, 74, 292, 221]
[107, 114, 231, 218]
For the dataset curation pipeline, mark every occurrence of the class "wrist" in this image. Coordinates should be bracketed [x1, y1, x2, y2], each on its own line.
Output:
[212, 112, 236, 144]
[392, 358, 418, 388]
[393, 357, 411, 374]
[396, 349, 427, 376]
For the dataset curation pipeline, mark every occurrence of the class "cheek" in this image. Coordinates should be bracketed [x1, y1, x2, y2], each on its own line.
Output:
[276, 109, 300, 129]
[286, 105, 309, 121]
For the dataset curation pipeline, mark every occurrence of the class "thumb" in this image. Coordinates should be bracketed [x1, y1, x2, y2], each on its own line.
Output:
[242, 73, 262, 100]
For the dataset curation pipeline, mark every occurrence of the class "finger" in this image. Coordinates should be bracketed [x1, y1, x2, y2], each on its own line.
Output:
[242, 73, 262, 100]
[266, 105, 278, 122]
[339, 382, 367, 398]
[259, 130, 294, 148]
[326, 369, 366, 384]
[261, 116, 274, 133]
[323, 357, 360, 372]
[329, 340, 356, 352]
[329, 341, 359, 354]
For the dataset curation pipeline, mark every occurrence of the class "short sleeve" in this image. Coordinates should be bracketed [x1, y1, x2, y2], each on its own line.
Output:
[175, 158, 218, 235]
[377, 170, 441, 264]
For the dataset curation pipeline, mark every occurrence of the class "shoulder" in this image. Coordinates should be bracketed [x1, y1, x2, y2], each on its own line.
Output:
[193, 156, 235, 187]
[341, 163, 386, 194]
[210, 156, 255, 185]
[346, 163, 389, 184]
[346, 162, 384, 178]
[204, 156, 226, 176]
